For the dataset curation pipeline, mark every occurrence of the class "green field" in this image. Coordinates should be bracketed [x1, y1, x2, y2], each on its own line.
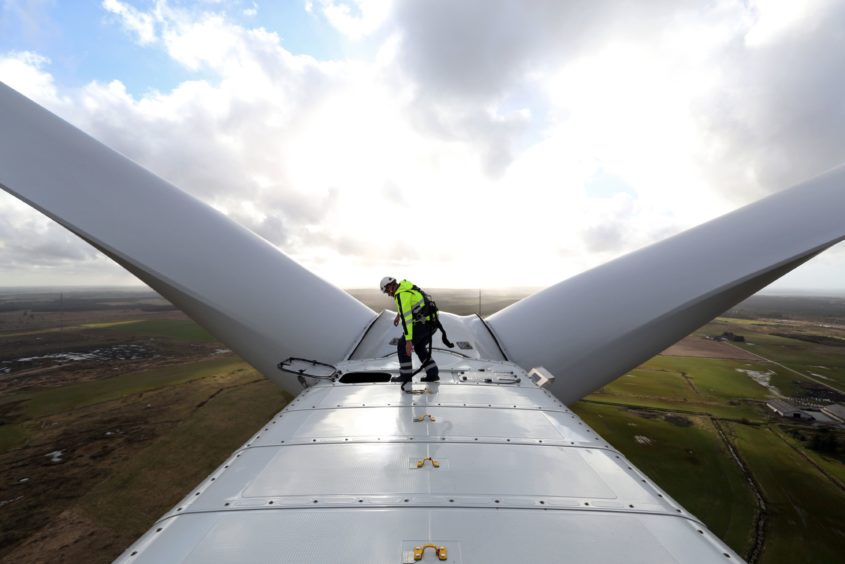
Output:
[0, 348, 289, 562]
[725, 423, 845, 564]
[702, 321, 845, 391]
[601, 365, 694, 400]
[589, 354, 773, 423]
[573, 402, 757, 555]
[85, 319, 216, 342]
[0, 424, 27, 452]
[3, 296, 845, 563]
[578, 331, 845, 563]
[583, 395, 767, 422]
[603, 356, 776, 402]
[736, 331, 845, 366]
[9, 358, 243, 420]
[2, 318, 216, 342]
[773, 426, 845, 486]
[653, 356, 775, 400]
[79, 367, 289, 537]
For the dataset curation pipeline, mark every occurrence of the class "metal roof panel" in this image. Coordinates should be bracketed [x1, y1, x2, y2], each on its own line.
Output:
[121, 508, 739, 564]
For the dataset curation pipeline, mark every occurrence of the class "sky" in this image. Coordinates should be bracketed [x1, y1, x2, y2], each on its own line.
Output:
[1, 0, 844, 292]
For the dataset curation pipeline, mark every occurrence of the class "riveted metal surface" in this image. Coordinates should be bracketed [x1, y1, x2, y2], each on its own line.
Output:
[118, 368, 745, 563]
[249, 406, 598, 446]
[163, 442, 683, 516]
[286, 382, 564, 411]
[119, 508, 741, 563]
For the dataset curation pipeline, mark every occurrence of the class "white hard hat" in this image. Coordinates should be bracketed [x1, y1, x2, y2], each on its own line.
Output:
[380, 276, 396, 292]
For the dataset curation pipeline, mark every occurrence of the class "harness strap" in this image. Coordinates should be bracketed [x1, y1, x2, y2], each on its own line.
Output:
[397, 293, 409, 338]
[408, 285, 455, 349]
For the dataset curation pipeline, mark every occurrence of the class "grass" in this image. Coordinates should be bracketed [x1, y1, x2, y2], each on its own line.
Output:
[600, 366, 694, 400]
[585, 319, 845, 562]
[651, 356, 775, 401]
[89, 319, 216, 342]
[0, 424, 27, 453]
[582, 395, 767, 422]
[725, 422, 845, 564]
[766, 370, 812, 398]
[590, 354, 773, 422]
[692, 318, 845, 392]
[0, 327, 62, 338]
[14, 358, 243, 419]
[0, 353, 289, 563]
[572, 402, 756, 556]
[736, 333, 845, 369]
[79, 369, 288, 540]
[773, 425, 845, 486]
[788, 363, 845, 391]
[1, 319, 215, 342]
[3, 308, 843, 563]
[599, 356, 776, 403]
[726, 331, 845, 393]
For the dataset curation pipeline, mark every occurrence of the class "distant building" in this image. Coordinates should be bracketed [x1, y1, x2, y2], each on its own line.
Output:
[804, 410, 838, 425]
[821, 404, 845, 423]
[716, 331, 745, 342]
[767, 400, 812, 420]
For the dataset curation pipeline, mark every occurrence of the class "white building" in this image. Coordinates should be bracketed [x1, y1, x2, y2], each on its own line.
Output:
[767, 400, 812, 420]
[821, 404, 845, 423]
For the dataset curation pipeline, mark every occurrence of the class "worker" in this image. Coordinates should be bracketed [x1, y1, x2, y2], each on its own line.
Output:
[380, 276, 439, 387]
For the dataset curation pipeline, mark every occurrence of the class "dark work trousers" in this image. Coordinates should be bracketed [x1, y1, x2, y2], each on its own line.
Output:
[396, 322, 438, 381]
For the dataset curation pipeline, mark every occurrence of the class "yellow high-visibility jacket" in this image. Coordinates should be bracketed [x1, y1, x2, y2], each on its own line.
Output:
[394, 279, 429, 341]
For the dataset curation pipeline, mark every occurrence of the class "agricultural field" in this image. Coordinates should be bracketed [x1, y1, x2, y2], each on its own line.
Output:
[575, 299, 845, 564]
[0, 289, 289, 563]
[1, 288, 844, 563]
[726, 423, 844, 563]
[575, 402, 757, 555]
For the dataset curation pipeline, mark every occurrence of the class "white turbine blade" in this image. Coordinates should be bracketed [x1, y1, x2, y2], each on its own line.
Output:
[0, 82, 375, 394]
[487, 166, 845, 404]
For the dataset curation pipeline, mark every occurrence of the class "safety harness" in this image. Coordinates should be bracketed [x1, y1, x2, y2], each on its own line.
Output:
[399, 284, 454, 350]
[396, 284, 454, 391]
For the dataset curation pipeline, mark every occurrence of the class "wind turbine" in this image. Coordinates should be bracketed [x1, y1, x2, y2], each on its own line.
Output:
[2, 82, 843, 563]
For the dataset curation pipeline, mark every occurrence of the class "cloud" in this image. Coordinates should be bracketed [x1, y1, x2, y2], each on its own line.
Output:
[315, 0, 392, 40]
[0, 198, 100, 268]
[1, 0, 845, 290]
[0, 51, 67, 109]
[102, 0, 159, 45]
[695, 0, 845, 201]
[386, 1, 703, 179]
[0, 3, 413, 286]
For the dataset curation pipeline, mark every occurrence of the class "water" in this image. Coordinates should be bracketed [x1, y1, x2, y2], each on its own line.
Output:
[1, 344, 151, 374]
[736, 368, 781, 395]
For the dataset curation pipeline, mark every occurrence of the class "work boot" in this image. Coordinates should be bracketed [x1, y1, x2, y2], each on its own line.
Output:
[393, 376, 412, 391]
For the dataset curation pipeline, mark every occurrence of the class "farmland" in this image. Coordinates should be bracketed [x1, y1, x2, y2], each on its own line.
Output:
[0, 288, 844, 563]
[0, 290, 289, 563]
[574, 300, 845, 564]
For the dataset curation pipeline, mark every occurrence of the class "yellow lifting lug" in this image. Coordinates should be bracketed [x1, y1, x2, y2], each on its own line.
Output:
[415, 456, 440, 469]
[413, 544, 447, 561]
[413, 414, 436, 422]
